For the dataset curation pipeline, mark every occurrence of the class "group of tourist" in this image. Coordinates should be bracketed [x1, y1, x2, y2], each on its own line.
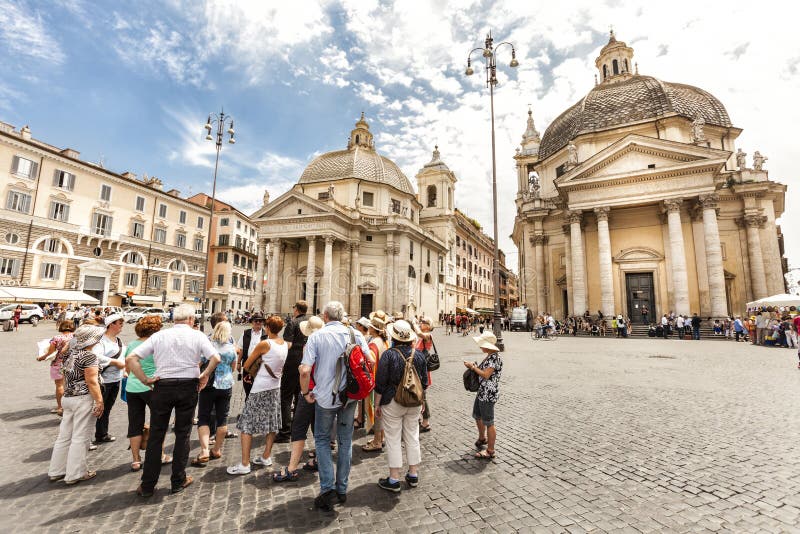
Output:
[39, 298, 503, 509]
[744, 306, 800, 350]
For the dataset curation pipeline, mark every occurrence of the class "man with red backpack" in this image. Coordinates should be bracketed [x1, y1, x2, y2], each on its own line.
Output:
[299, 301, 371, 512]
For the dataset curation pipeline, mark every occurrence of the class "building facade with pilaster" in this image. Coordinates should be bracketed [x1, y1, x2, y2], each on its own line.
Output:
[512, 32, 787, 323]
[0, 121, 208, 306]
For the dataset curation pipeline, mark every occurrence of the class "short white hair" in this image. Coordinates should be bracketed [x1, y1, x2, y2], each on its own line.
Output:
[323, 301, 345, 322]
[173, 304, 196, 322]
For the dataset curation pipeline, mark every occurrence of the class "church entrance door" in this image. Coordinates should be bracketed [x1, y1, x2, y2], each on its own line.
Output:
[360, 294, 374, 317]
[626, 272, 654, 325]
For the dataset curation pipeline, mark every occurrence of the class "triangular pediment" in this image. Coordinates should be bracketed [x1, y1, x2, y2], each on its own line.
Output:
[251, 189, 336, 220]
[556, 134, 731, 188]
[77, 258, 115, 273]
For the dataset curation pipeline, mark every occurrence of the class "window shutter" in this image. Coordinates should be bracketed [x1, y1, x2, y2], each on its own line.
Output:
[106, 216, 113, 234]
[68, 173, 76, 190]
[63, 204, 70, 221]
[22, 194, 31, 213]
[30, 161, 39, 180]
[40, 263, 46, 279]
[11, 259, 20, 277]
[53, 169, 61, 186]
[54, 264, 61, 279]
[5, 192, 13, 210]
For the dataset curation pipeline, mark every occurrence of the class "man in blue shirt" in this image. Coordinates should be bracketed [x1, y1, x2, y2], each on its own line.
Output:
[299, 301, 369, 511]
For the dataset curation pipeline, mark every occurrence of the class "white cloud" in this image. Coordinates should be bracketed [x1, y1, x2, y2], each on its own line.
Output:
[0, 0, 65, 64]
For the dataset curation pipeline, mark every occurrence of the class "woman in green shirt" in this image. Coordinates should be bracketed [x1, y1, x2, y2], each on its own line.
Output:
[125, 316, 162, 471]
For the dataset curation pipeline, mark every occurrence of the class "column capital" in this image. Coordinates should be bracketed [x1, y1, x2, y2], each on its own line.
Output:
[593, 206, 611, 221]
[697, 193, 719, 210]
[566, 210, 583, 224]
[662, 198, 683, 213]
[306, 235, 317, 244]
[270, 237, 282, 246]
[529, 234, 548, 246]
[324, 235, 336, 245]
[739, 214, 767, 228]
[349, 241, 360, 252]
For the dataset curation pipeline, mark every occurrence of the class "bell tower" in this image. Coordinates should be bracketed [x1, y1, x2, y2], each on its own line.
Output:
[416, 145, 456, 217]
[595, 30, 635, 84]
[347, 112, 374, 150]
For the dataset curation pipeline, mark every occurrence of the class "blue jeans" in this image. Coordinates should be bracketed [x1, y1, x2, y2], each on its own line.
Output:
[693, 327, 700, 340]
[313, 400, 357, 495]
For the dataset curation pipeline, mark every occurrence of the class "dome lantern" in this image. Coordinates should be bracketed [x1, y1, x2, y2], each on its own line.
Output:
[595, 29, 635, 84]
[347, 112, 374, 150]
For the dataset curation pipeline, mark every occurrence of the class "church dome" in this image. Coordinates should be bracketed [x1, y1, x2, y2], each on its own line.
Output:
[298, 114, 415, 195]
[538, 33, 732, 161]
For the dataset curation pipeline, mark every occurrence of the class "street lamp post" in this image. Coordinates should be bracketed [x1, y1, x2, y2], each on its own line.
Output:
[200, 110, 235, 331]
[465, 31, 519, 352]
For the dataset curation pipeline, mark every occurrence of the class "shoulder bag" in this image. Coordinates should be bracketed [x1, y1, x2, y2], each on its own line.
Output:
[463, 353, 490, 392]
[425, 337, 440, 371]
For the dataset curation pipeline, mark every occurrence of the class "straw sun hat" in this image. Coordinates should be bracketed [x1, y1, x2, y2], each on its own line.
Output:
[300, 316, 324, 337]
[472, 331, 499, 352]
[386, 319, 416, 343]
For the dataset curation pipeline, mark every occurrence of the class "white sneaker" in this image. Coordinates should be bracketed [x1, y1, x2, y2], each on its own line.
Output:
[227, 463, 251, 475]
[251, 456, 273, 466]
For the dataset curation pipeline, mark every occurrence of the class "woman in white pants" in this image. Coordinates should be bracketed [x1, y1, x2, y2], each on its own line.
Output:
[48, 325, 105, 484]
[374, 320, 429, 493]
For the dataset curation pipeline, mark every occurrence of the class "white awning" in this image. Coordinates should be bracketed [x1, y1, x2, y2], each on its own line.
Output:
[0, 287, 100, 304]
[746, 293, 800, 309]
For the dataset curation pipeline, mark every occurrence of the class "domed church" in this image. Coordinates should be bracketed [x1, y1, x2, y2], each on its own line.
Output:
[512, 32, 788, 322]
[250, 114, 449, 318]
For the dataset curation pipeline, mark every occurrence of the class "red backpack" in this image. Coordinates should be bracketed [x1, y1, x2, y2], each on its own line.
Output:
[334, 327, 375, 404]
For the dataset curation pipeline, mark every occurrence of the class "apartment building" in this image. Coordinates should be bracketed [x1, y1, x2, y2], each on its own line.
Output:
[187, 194, 257, 313]
[0, 122, 207, 306]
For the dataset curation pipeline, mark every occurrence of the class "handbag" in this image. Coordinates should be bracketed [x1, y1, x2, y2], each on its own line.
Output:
[244, 355, 279, 380]
[463, 354, 489, 392]
[425, 338, 440, 371]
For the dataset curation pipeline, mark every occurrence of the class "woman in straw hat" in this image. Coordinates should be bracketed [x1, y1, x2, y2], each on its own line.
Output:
[464, 331, 503, 460]
[362, 315, 388, 452]
[48, 324, 106, 484]
[375, 320, 428, 492]
[273, 315, 324, 482]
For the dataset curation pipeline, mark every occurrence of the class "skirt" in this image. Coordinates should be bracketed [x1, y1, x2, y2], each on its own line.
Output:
[49, 365, 63, 381]
[237, 388, 281, 435]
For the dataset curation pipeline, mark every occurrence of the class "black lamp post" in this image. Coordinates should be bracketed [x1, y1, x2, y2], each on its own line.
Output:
[200, 110, 235, 330]
[465, 31, 519, 351]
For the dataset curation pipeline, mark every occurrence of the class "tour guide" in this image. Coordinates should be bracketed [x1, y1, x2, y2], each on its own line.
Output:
[127, 304, 221, 497]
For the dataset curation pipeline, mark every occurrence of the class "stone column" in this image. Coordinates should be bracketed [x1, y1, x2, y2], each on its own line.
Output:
[562, 225, 572, 317]
[531, 234, 547, 314]
[568, 211, 587, 314]
[349, 243, 360, 316]
[594, 207, 615, 317]
[268, 238, 282, 313]
[305, 236, 316, 306]
[663, 199, 690, 315]
[743, 215, 768, 300]
[699, 194, 727, 317]
[276, 241, 286, 313]
[385, 234, 394, 314]
[320, 235, 334, 305]
[255, 238, 267, 312]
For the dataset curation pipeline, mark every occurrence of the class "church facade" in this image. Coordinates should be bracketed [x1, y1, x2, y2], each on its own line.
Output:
[512, 32, 788, 323]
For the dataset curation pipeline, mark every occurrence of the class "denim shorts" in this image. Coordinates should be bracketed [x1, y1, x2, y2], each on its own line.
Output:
[472, 397, 495, 426]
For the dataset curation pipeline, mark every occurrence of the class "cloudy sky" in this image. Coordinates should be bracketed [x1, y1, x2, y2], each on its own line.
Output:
[1, 0, 798, 271]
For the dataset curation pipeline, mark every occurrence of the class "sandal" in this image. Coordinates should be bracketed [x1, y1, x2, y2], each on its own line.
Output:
[161, 454, 173, 465]
[474, 450, 496, 460]
[474, 438, 487, 450]
[361, 441, 383, 452]
[302, 458, 318, 472]
[190, 455, 209, 467]
[209, 450, 222, 460]
[272, 466, 300, 482]
[419, 423, 431, 433]
[65, 470, 96, 485]
[130, 461, 142, 472]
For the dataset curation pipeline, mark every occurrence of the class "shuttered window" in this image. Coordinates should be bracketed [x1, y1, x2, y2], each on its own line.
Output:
[11, 156, 38, 179]
[6, 191, 32, 213]
[52, 170, 76, 190]
[40, 262, 60, 280]
[0, 258, 20, 276]
[91, 212, 113, 236]
[48, 201, 70, 222]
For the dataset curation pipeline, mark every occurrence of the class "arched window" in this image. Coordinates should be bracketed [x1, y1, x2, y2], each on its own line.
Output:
[424, 273, 431, 284]
[603, 64, 608, 79]
[123, 251, 143, 265]
[170, 259, 185, 272]
[426, 184, 437, 207]
[623, 59, 629, 73]
[612, 59, 619, 75]
[408, 265, 416, 278]
[355, 135, 360, 145]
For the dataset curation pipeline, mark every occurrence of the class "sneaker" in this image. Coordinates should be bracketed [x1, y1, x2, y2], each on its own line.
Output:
[88, 444, 98, 451]
[314, 490, 335, 511]
[227, 463, 252, 475]
[405, 473, 419, 488]
[336, 492, 347, 504]
[251, 456, 273, 467]
[378, 477, 401, 493]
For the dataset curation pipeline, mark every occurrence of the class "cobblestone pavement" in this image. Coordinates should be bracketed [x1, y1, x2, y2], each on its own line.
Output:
[2, 322, 800, 533]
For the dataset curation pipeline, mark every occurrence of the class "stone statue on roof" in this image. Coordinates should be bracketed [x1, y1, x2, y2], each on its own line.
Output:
[566, 141, 578, 166]
[736, 148, 747, 170]
[692, 116, 706, 143]
[262, 189, 270, 206]
[752, 151, 768, 171]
